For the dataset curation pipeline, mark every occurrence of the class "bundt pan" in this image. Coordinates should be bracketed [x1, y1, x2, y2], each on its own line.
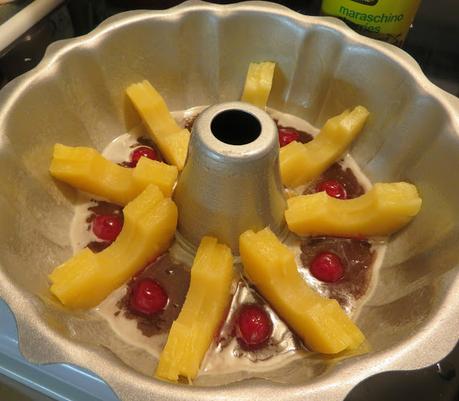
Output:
[1, 1, 459, 400]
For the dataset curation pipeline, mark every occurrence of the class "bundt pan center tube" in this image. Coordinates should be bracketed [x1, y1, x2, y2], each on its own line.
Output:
[174, 101, 286, 254]
[0, 1, 458, 401]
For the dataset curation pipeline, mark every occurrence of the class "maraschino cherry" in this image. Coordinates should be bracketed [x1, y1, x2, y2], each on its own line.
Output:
[129, 146, 157, 167]
[92, 214, 123, 241]
[236, 304, 272, 349]
[129, 278, 168, 316]
[315, 180, 347, 199]
[278, 127, 300, 147]
[310, 252, 344, 283]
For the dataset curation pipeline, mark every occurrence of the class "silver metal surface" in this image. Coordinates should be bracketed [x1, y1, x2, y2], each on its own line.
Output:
[0, 1, 459, 401]
[0, 0, 33, 26]
[174, 101, 285, 253]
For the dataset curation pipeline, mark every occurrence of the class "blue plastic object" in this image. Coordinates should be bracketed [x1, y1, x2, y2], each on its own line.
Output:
[0, 298, 120, 401]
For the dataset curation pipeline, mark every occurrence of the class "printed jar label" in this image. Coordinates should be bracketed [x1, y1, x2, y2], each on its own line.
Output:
[321, 0, 421, 46]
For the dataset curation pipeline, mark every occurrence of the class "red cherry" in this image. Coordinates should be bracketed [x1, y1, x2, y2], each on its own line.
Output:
[310, 252, 344, 283]
[278, 127, 300, 147]
[129, 278, 168, 316]
[236, 304, 272, 349]
[92, 214, 123, 241]
[315, 180, 347, 199]
[129, 146, 157, 167]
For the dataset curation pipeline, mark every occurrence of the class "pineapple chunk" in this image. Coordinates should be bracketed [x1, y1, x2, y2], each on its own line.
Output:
[280, 106, 369, 187]
[285, 182, 422, 237]
[239, 228, 364, 354]
[49, 144, 178, 204]
[126, 80, 190, 170]
[49, 185, 178, 309]
[155, 237, 234, 382]
[132, 157, 177, 198]
[241, 61, 276, 109]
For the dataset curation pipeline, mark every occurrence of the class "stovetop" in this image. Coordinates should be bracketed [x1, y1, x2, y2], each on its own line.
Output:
[0, 1, 458, 401]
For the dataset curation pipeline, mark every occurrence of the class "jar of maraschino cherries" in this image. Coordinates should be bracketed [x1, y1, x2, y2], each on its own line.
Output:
[321, 0, 422, 47]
